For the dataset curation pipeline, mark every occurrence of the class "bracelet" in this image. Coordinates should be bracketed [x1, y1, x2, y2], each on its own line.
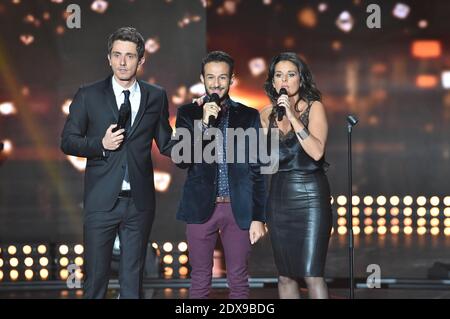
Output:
[296, 127, 310, 140]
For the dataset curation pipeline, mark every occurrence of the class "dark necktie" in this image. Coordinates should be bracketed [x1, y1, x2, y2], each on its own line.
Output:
[122, 90, 131, 184]
[122, 90, 131, 131]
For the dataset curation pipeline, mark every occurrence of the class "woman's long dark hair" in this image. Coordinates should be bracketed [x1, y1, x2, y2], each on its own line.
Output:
[264, 52, 322, 115]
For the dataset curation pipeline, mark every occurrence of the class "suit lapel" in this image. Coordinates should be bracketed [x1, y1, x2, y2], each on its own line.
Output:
[103, 76, 119, 121]
[127, 80, 148, 139]
[228, 100, 241, 129]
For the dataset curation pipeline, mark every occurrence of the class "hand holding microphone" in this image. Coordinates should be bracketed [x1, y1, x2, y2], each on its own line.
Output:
[202, 93, 221, 127]
[276, 88, 288, 121]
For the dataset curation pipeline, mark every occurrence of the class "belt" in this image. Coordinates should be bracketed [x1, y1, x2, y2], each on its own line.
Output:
[118, 190, 131, 198]
[216, 196, 231, 203]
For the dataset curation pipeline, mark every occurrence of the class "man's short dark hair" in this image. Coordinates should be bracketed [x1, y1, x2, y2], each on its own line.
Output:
[201, 51, 234, 76]
[107, 27, 145, 60]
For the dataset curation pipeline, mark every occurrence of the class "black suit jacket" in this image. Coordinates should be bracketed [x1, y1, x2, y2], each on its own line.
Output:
[172, 99, 266, 230]
[61, 75, 173, 212]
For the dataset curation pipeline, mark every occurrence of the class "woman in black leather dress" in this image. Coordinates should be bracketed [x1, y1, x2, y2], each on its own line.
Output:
[260, 52, 332, 299]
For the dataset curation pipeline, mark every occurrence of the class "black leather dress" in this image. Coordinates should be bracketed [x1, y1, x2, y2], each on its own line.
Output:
[266, 103, 332, 278]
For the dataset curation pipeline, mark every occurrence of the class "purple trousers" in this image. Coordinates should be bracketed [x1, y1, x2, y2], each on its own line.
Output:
[186, 203, 251, 299]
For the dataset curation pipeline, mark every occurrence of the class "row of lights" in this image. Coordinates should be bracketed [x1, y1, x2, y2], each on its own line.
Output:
[0, 244, 50, 281]
[0, 244, 84, 282]
[335, 207, 450, 217]
[333, 225, 449, 236]
[333, 195, 450, 207]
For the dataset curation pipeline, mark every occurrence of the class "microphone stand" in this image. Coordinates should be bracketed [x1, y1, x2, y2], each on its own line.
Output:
[346, 115, 358, 299]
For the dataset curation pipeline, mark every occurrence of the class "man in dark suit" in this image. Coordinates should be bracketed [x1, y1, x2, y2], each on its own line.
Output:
[61, 27, 173, 298]
[171, 51, 267, 298]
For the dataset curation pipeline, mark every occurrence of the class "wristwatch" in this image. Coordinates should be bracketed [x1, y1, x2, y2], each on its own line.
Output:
[296, 127, 310, 140]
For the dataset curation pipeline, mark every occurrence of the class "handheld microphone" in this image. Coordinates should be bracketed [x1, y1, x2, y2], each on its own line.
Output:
[207, 93, 220, 127]
[276, 88, 288, 121]
[112, 104, 131, 133]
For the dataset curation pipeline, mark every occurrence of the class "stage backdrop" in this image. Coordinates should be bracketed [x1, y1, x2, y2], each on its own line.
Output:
[1, 0, 449, 245]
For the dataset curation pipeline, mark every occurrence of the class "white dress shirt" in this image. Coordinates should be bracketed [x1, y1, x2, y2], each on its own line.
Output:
[111, 76, 141, 190]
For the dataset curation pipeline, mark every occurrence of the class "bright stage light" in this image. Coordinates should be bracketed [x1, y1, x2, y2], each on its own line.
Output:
[352, 196, 360, 206]
[75, 257, 84, 266]
[163, 242, 173, 253]
[430, 218, 440, 227]
[363, 207, 373, 216]
[377, 226, 387, 235]
[364, 226, 374, 235]
[22, 245, 32, 255]
[445, 208, 450, 217]
[61, 99, 72, 115]
[248, 58, 267, 77]
[66, 155, 87, 172]
[392, 3, 410, 19]
[25, 269, 33, 280]
[59, 245, 69, 255]
[9, 258, 19, 268]
[60, 269, 69, 280]
[352, 207, 360, 216]
[40, 269, 49, 280]
[10, 270, 19, 281]
[417, 196, 427, 206]
[430, 196, 440, 206]
[376, 196, 387, 206]
[337, 207, 346, 216]
[164, 267, 173, 277]
[74, 244, 84, 255]
[444, 218, 450, 227]
[37, 245, 47, 254]
[336, 11, 354, 33]
[403, 218, 412, 226]
[390, 196, 400, 206]
[377, 218, 386, 227]
[430, 207, 440, 217]
[337, 195, 347, 206]
[391, 226, 400, 234]
[442, 72, 450, 89]
[417, 227, 427, 236]
[390, 207, 399, 216]
[417, 207, 426, 217]
[59, 257, 69, 267]
[377, 207, 386, 216]
[431, 227, 440, 236]
[403, 207, 412, 217]
[403, 196, 413, 206]
[179, 266, 189, 277]
[39, 257, 49, 267]
[337, 226, 347, 235]
[8, 245, 17, 255]
[417, 218, 426, 227]
[179, 254, 189, 264]
[24, 257, 34, 267]
[364, 218, 373, 226]
[163, 255, 173, 265]
[412, 41, 442, 59]
[404, 226, 413, 235]
[364, 196, 374, 206]
[0, 102, 17, 116]
[154, 171, 171, 192]
[178, 242, 188, 252]
[91, 0, 108, 14]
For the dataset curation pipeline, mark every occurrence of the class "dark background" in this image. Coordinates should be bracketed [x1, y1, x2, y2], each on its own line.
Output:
[1, 0, 449, 251]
